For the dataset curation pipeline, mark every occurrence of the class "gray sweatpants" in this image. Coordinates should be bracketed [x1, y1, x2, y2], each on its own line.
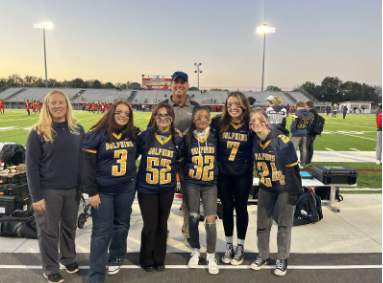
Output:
[184, 182, 217, 253]
[34, 188, 79, 275]
[290, 136, 307, 166]
[257, 189, 294, 260]
[377, 131, 382, 161]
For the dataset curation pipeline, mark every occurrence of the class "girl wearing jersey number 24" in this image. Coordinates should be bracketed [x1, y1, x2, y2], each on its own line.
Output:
[182, 106, 219, 275]
[211, 92, 253, 266]
[249, 107, 302, 277]
[81, 100, 139, 282]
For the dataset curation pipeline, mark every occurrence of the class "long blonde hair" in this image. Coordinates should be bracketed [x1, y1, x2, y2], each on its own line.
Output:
[32, 90, 78, 143]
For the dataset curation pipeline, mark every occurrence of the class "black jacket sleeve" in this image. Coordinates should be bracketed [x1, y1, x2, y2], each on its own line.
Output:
[285, 165, 303, 206]
[81, 150, 98, 197]
[25, 130, 43, 203]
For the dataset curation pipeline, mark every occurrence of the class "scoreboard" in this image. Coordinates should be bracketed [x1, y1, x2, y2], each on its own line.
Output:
[142, 76, 171, 90]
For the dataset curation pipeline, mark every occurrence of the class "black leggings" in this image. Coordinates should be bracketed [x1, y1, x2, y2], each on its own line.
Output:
[217, 171, 253, 240]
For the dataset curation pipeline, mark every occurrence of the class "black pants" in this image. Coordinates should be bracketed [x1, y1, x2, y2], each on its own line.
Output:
[138, 189, 175, 267]
[306, 134, 316, 164]
[217, 171, 253, 240]
[343, 113, 347, 119]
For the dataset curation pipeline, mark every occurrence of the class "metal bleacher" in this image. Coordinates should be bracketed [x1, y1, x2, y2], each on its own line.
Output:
[0, 87, 24, 100]
[76, 89, 132, 103]
[6, 88, 81, 102]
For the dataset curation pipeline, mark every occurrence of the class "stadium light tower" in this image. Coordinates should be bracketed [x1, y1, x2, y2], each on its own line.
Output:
[256, 24, 275, 91]
[33, 22, 53, 88]
[194, 63, 202, 90]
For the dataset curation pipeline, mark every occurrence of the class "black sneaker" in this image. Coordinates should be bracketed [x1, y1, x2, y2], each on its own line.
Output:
[43, 273, 64, 283]
[231, 245, 244, 265]
[221, 243, 234, 264]
[61, 262, 79, 274]
[250, 258, 269, 270]
[274, 259, 288, 276]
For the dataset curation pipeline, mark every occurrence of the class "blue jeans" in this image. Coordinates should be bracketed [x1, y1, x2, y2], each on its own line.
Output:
[88, 179, 136, 283]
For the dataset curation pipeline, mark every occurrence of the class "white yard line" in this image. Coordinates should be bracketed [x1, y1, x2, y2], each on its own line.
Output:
[0, 264, 380, 270]
[325, 148, 334, 151]
[335, 132, 377, 142]
[350, 148, 360, 151]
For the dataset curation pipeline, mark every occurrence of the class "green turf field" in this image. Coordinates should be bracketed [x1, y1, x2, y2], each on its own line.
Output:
[0, 110, 378, 151]
[0, 110, 381, 190]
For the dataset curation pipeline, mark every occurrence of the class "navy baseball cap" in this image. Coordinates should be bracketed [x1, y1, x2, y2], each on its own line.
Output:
[171, 71, 188, 83]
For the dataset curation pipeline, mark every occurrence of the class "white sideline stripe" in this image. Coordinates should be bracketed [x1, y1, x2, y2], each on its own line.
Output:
[325, 148, 334, 151]
[340, 188, 382, 191]
[350, 148, 360, 151]
[0, 265, 380, 270]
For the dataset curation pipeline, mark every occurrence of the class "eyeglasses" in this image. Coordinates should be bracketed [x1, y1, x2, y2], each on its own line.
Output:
[114, 112, 130, 117]
[155, 114, 171, 120]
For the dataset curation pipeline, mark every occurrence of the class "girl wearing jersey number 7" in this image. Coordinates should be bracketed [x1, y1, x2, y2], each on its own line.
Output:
[210, 92, 253, 265]
[249, 107, 302, 277]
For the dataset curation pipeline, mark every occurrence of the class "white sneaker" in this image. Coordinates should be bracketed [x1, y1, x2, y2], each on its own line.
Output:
[188, 249, 200, 269]
[376, 160, 381, 165]
[298, 164, 304, 169]
[107, 265, 120, 275]
[206, 254, 219, 275]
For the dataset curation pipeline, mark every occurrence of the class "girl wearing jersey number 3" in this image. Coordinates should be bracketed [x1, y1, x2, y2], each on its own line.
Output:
[211, 92, 253, 265]
[249, 107, 302, 277]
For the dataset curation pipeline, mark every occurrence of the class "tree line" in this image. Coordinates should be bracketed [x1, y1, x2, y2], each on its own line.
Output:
[0, 74, 142, 90]
[266, 77, 381, 105]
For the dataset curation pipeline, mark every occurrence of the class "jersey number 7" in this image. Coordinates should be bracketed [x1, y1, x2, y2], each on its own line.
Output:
[227, 141, 240, 161]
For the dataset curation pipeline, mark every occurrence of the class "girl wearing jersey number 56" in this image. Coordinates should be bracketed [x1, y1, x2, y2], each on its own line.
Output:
[249, 107, 302, 277]
[210, 92, 253, 266]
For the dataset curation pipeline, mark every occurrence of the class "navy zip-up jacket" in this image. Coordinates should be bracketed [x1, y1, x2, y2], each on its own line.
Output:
[26, 122, 85, 203]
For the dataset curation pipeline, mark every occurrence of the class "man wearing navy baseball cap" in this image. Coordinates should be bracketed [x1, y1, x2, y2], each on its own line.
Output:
[148, 71, 199, 242]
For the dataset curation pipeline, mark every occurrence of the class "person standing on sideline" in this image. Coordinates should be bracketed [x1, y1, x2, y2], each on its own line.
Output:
[266, 95, 287, 130]
[332, 104, 338, 118]
[290, 100, 314, 169]
[81, 101, 139, 282]
[137, 103, 184, 272]
[0, 98, 4, 114]
[343, 105, 348, 119]
[305, 101, 317, 166]
[26, 99, 31, 116]
[325, 103, 331, 117]
[376, 104, 382, 165]
[183, 106, 220, 275]
[147, 71, 199, 242]
[211, 92, 253, 266]
[265, 95, 273, 109]
[26, 90, 84, 283]
[249, 107, 302, 277]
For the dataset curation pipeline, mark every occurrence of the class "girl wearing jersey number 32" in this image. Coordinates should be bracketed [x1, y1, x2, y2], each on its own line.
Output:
[211, 92, 253, 265]
[249, 107, 302, 277]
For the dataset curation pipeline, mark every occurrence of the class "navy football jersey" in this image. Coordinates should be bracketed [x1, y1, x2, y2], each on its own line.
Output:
[211, 115, 253, 176]
[252, 133, 298, 193]
[82, 130, 138, 188]
[182, 128, 218, 186]
[136, 127, 183, 194]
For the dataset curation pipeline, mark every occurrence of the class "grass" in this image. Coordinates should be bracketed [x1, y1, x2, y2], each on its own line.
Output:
[0, 110, 381, 190]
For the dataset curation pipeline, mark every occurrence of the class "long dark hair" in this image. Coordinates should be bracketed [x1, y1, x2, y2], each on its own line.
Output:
[88, 100, 137, 142]
[218, 91, 250, 137]
[185, 106, 211, 152]
[146, 103, 179, 154]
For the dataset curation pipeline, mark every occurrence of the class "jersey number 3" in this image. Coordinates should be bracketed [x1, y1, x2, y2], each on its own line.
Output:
[112, 149, 128, 176]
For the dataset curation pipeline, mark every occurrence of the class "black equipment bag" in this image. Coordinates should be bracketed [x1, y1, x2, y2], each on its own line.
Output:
[312, 165, 358, 185]
[0, 210, 37, 239]
[0, 144, 26, 169]
[274, 188, 323, 226]
[309, 114, 325, 136]
[314, 187, 343, 202]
